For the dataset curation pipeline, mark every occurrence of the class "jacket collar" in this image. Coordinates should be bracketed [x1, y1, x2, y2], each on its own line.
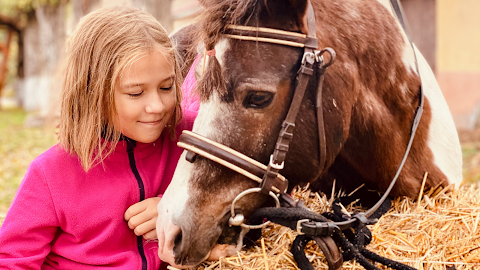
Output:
[105, 135, 164, 163]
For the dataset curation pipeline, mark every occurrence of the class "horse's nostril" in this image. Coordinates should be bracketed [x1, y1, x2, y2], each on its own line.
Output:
[172, 228, 185, 265]
[174, 230, 182, 248]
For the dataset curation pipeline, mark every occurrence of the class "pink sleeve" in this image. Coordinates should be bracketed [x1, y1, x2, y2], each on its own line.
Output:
[0, 160, 58, 268]
[181, 55, 201, 112]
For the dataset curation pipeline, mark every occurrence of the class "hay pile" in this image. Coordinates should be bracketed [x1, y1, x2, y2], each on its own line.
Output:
[187, 182, 480, 270]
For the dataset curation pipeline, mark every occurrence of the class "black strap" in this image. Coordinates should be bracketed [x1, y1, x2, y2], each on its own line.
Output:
[292, 235, 344, 270]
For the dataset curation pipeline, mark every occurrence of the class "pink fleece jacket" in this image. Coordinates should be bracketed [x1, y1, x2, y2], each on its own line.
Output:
[0, 109, 197, 270]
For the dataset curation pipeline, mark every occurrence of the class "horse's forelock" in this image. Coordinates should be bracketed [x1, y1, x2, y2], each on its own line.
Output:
[197, 53, 227, 101]
[195, 0, 258, 101]
[199, 0, 257, 48]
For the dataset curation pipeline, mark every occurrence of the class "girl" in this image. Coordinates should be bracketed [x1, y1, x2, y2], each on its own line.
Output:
[0, 6, 197, 269]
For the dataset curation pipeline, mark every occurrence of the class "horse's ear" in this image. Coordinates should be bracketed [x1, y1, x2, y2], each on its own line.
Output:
[194, 45, 205, 82]
[264, 0, 309, 34]
[170, 23, 202, 78]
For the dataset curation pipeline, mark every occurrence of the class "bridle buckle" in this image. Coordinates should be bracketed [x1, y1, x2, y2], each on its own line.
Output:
[301, 51, 315, 65]
[296, 219, 310, 234]
[269, 155, 284, 170]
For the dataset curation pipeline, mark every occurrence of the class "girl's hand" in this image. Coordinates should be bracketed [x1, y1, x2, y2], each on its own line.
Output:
[124, 197, 161, 240]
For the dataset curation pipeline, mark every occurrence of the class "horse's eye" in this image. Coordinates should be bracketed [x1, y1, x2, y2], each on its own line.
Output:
[243, 91, 274, 109]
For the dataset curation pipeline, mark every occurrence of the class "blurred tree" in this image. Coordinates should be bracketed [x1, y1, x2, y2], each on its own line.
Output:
[0, 26, 15, 106]
[72, 0, 101, 25]
[0, 11, 21, 108]
[0, 0, 67, 118]
[0, 0, 173, 119]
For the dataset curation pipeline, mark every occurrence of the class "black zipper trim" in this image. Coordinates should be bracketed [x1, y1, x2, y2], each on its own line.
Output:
[127, 139, 147, 270]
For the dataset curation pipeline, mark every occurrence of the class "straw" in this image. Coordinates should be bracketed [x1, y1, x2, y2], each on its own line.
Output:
[192, 183, 480, 270]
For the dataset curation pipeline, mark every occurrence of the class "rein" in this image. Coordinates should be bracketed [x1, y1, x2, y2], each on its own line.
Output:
[178, 0, 423, 269]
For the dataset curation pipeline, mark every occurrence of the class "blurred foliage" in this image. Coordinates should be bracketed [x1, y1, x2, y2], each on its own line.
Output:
[0, 0, 65, 28]
[0, 0, 63, 16]
[0, 0, 67, 93]
[0, 109, 57, 219]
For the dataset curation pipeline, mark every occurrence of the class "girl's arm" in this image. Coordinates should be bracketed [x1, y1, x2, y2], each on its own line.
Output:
[0, 160, 58, 268]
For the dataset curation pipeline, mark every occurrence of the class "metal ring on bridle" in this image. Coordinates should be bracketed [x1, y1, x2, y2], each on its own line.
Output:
[229, 187, 281, 229]
[315, 47, 336, 67]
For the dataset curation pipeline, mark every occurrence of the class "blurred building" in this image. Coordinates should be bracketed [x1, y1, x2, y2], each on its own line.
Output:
[435, 0, 480, 129]
[171, 0, 201, 32]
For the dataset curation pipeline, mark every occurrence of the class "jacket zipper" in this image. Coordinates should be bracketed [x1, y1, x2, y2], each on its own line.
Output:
[127, 139, 147, 270]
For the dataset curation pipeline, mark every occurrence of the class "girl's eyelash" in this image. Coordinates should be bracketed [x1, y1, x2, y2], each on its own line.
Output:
[160, 86, 173, 91]
[128, 92, 142, 97]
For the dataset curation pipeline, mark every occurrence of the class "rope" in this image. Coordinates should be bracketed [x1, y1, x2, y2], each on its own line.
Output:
[247, 188, 418, 270]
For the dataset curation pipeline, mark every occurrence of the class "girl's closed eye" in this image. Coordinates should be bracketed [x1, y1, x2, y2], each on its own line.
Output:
[160, 77, 175, 91]
[160, 85, 173, 91]
[128, 92, 143, 97]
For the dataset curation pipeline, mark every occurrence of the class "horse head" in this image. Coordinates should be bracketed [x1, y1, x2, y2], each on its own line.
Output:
[158, 0, 463, 267]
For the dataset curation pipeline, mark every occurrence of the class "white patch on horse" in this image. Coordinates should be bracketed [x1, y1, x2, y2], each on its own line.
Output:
[160, 151, 194, 219]
[375, 0, 416, 74]
[413, 45, 463, 186]
[213, 38, 229, 67]
[388, 70, 396, 85]
[193, 38, 231, 140]
[361, 90, 385, 115]
[401, 41, 416, 75]
[192, 91, 229, 141]
[398, 82, 409, 95]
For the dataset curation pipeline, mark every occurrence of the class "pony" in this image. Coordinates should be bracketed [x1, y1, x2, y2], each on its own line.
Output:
[157, 0, 463, 268]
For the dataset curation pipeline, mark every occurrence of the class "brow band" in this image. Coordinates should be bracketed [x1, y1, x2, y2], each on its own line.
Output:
[222, 34, 306, 48]
[226, 25, 307, 38]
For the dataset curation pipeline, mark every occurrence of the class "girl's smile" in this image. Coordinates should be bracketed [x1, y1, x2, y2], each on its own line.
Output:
[139, 119, 163, 125]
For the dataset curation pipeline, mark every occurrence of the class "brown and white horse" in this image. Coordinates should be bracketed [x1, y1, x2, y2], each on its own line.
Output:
[157, 0, 463, 267]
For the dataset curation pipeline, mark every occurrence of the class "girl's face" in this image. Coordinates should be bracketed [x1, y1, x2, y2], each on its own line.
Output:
[113, 49, 176, 143]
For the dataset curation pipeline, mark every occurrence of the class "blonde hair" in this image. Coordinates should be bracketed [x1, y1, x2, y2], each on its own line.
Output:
[59, 7, 183, 172]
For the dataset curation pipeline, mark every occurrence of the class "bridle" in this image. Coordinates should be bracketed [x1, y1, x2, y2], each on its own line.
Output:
[178, 0, 424, 234]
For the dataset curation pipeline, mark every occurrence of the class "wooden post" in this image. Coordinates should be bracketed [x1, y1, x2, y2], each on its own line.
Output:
[0, 27, 14, 109]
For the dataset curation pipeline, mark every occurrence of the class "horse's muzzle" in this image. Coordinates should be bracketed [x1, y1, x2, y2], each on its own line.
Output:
[157, 209, 246, 267]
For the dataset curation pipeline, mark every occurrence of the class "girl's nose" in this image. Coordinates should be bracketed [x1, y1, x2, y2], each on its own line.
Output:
[145, 92, 165, 114]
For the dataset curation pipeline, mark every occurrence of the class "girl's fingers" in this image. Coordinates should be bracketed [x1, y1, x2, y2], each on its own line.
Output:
[124, 202, 146, 221]
[125, 197, 161, 221]
[143, 229, 157, 240]
[134, 218, 157, 236]
[127, 210, 156, 229]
